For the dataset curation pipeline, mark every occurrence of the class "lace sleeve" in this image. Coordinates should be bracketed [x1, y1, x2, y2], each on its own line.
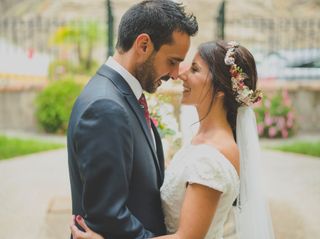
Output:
[185, 153, 232, 193]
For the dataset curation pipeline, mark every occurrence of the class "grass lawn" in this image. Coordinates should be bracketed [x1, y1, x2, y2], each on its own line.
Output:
[0, 135, 65, 160]
[270, 140, 320, 158]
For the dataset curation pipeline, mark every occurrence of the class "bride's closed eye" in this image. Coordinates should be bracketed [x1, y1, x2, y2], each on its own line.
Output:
[191, 63, 200, 73]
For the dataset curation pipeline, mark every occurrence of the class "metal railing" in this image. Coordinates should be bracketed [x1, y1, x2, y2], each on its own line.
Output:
[0, 17, 107, 79]
[215, 16, 320, 80]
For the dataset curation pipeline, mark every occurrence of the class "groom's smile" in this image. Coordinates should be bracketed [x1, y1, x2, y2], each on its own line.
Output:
[147, 31, 191, 92]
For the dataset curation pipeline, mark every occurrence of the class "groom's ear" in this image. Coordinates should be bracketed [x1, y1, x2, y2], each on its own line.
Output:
[135, 33, 154, 57]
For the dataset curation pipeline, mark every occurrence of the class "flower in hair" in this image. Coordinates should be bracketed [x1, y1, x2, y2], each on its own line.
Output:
[228, 41, 239, 48]
[225, 41, 263, 106]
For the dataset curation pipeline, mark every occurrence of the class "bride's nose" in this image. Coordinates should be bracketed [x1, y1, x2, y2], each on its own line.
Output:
[177, 71, 187, 81]
[176, 63, 189, 80]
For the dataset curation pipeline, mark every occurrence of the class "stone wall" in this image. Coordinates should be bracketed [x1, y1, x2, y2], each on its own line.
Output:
[261, 81, 320, 132]
[0, 81, 319, 133]
[179, 82, 320, 137]
[0, 86, 41, 132]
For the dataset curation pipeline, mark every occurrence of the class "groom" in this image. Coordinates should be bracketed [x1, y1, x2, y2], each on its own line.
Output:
[67, 1, 198, 238]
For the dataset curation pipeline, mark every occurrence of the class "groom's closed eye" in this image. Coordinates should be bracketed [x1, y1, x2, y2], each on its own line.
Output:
[161, 75, 171, 81]
[168, 57, 184, 66]
[168, 59, 178, 67]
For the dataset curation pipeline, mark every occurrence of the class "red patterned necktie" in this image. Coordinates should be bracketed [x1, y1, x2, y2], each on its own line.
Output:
[139, 93, 151, 129]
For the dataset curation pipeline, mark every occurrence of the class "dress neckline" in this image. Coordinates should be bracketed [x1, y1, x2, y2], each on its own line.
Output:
[188, 143, 240, 179]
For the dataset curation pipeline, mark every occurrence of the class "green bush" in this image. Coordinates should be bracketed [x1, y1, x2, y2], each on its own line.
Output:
[49, 19, 105, 80]
[35, 79, 83, 133]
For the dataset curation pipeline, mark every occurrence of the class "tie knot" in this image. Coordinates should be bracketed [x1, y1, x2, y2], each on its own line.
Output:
[139, 93, 147, 108]
[139, 93, 151, 129]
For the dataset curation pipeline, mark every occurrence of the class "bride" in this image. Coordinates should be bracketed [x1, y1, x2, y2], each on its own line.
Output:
[70, 41, 274, 239]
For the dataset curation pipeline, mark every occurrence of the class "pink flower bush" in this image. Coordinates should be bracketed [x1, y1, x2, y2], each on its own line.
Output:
[151, 118, 159, 128]
[257, 123, 264, 135]
[281, 128, 289, 138]
[254, 90, 296, 138]
[264, 113, 273, 126]
[268, 127, 277, 138]
[145, 93, 179, 138]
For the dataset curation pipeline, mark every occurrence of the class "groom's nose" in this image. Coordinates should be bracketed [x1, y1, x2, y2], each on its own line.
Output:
[170, 66, 180, 80]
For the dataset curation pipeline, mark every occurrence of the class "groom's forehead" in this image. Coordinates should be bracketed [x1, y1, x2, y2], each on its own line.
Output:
[158, 46, 187, 60]
[158, 33, 190, 58]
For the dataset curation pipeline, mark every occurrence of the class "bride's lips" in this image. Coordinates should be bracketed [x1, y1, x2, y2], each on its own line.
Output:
[183, 85, 191, 93]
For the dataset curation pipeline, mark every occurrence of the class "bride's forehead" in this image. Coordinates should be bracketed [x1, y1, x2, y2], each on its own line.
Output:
[193, 53, 209, 68]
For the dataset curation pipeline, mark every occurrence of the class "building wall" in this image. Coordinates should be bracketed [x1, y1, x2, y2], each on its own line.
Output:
[0, 88, 39, 132]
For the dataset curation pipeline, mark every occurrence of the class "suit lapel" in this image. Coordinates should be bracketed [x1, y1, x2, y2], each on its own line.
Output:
[124, 94, 161, 172]
[151, 121, 165, 183]
[97, 65, 162, 181]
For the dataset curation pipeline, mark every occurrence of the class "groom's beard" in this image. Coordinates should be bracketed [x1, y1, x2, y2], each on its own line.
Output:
[136, 53, 158, 93]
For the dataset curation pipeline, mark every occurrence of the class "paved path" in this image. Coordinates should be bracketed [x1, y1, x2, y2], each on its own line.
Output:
[0, 149, 70, 239]
[0, 147, 319, 239]
[261, 150, 320, 239]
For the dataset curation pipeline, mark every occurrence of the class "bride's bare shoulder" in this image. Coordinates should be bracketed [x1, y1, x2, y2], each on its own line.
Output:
[213, 137, 240, 175]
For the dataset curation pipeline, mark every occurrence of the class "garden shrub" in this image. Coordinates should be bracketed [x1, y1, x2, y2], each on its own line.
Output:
[255, 90, 296, 138]
[35, 79, 82, 133]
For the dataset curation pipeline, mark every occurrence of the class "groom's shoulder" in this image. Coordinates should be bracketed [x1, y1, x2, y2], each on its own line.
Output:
[70, 74, 125, 118]
[80, 69, 124, 102]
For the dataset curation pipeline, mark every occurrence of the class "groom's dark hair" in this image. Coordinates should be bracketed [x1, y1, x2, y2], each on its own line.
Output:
[116, 0, 198, 52]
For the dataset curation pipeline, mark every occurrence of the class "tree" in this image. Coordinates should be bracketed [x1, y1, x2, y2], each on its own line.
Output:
[50, 20, 105, 71]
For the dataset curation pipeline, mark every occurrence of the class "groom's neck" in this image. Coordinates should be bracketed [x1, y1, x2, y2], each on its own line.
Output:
[112, 51, 136, 77]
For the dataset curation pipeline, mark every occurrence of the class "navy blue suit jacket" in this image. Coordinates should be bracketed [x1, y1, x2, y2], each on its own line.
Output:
[67, 64, 166, 238]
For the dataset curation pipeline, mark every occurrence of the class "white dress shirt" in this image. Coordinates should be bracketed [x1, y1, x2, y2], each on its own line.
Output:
[105, 57, 142, 100]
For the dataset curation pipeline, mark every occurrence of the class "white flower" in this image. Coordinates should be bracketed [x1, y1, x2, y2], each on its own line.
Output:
[228, 41, 239, 48]
[225, 56, 235, 65]
[224, 41, 262, 106]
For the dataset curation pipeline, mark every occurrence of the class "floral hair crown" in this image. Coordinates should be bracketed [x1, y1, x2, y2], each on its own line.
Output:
[224, 41, 262, 106]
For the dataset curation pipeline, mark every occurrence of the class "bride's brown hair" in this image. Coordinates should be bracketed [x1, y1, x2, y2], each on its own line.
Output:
[198, 40, 258, 139]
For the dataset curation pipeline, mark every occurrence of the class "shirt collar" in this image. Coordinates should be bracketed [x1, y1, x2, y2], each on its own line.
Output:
[105, 57, 143, 100]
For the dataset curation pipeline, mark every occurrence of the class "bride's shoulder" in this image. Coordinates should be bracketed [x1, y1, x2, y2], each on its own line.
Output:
[193, 136, 239, 176]
[217, 142, 239, 174]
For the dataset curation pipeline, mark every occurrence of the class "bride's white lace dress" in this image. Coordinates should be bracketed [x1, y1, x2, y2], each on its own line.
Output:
[160, 144, 240, 239]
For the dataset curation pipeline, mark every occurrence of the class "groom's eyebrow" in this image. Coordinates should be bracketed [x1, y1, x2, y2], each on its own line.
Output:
[170, 57, 184, 62]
